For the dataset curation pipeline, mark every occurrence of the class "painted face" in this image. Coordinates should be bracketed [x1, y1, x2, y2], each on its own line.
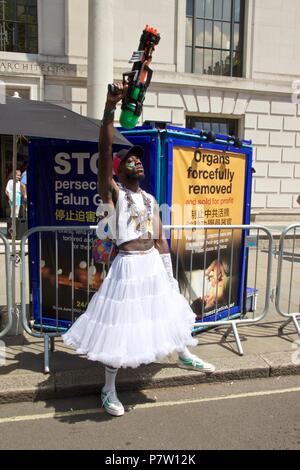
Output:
[125, 161, 136, 171]
[123, 154, 145, 180]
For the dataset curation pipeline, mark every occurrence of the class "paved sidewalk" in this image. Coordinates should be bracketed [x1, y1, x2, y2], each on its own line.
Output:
[1, 310, 299, 404]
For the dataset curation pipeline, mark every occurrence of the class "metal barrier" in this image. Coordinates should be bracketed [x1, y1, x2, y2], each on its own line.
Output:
[0, 233, 13, 338]
[20, 226, 98, 373]
[275, 224, 300, 337]
[20, 224, 273, 372]
[164, 225, 273, 356]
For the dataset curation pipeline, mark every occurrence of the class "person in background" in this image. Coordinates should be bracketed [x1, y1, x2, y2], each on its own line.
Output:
[5, 170, 22, 218]
[20, 164, 27, 218]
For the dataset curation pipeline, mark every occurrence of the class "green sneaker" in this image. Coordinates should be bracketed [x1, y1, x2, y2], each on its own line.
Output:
[178, 355, 215, 373]
[101, 389, 125, 417]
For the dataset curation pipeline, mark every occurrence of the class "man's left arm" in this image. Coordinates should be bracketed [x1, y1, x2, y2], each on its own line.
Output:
[153, 199, 169, 254]
[153, 199, 179, 291]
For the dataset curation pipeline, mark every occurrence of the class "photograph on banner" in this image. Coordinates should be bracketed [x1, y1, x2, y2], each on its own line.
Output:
[171, 146, 247, 320]
[39, 231, 102, 323]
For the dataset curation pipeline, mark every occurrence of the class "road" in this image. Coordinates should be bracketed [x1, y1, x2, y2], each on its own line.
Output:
[0, 375, 299, 450]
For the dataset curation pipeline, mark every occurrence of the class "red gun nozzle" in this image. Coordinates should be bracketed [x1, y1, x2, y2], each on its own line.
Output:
[145, 25, 158, 34]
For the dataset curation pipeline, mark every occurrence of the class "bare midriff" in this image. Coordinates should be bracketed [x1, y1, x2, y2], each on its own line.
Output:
[118, 232, 154, 252]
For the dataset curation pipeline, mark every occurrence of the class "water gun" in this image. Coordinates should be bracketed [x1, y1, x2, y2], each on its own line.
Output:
[112, 25, 160, 129]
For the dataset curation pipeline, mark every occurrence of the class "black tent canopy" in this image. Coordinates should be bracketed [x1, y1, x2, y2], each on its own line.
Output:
[0, 96, 129, 145]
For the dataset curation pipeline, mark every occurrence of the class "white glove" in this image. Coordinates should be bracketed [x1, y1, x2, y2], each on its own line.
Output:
[160, 253, 180, 292]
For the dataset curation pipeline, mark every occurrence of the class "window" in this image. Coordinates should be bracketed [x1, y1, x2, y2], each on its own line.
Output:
[186, 115, 238, 137]
[185, 0, 244, 77]
[0, 0, 38, 53]
[6, 86, 30, 98]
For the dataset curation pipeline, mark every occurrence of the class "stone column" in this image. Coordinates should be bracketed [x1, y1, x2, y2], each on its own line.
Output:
[87, 0, 114, 119]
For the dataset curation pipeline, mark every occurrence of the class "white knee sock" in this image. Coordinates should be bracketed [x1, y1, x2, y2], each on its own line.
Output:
[178, 347, 195, 360]
[103, 366, 118, 392]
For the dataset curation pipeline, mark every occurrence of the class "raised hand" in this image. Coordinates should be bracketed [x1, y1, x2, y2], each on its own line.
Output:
[106, 82, 128, 106]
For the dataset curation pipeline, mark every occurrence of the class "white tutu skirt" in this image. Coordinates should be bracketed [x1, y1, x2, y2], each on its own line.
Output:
[62, 247, 197, 369]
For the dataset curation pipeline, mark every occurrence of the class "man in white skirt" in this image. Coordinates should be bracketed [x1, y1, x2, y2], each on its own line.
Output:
[63, 83, 215, 417]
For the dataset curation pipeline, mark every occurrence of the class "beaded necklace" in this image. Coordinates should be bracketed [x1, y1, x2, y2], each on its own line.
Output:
[118, 183, 153, 233]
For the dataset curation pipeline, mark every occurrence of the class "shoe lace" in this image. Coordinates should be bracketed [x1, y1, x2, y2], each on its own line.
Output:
[102, 389, 119, 407]
[192, 358, 197, 368]
[191, 356, 204, 368]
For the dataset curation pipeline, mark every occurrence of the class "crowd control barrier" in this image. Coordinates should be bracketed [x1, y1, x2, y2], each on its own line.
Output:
[275, 224, 300, 337]
[20, 226, 99, 373]
[164, 224, 273, 356]
[20, 224, 273, 372]
[0, 233, 13, 338]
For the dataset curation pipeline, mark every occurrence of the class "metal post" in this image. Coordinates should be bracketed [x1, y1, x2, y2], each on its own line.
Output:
[291, 315, 300, 337]
[11, 135, 17, 328]
[231, 321, 244, 356]
[44, 334, 50, 374]
[275, 224, 300, 336]
[0, 233, 13, 338]
[221, 322, 244, 356]
[279, 316, 300, 337]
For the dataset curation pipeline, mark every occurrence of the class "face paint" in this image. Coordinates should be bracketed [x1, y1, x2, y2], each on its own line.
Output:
[125, 162, 136, 170]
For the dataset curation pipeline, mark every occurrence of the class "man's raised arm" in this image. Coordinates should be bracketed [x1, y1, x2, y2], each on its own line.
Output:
[98, 83, 126, 204]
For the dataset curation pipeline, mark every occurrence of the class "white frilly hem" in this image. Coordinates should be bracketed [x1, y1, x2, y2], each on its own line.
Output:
[62, 248, 198, 369]
[63, 335, 197, 369]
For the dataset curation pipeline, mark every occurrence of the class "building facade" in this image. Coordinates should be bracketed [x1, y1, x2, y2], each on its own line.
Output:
[0, 0, 300, 221]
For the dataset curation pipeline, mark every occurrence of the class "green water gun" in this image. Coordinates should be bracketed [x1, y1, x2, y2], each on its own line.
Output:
[118, 25, 160, 129]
